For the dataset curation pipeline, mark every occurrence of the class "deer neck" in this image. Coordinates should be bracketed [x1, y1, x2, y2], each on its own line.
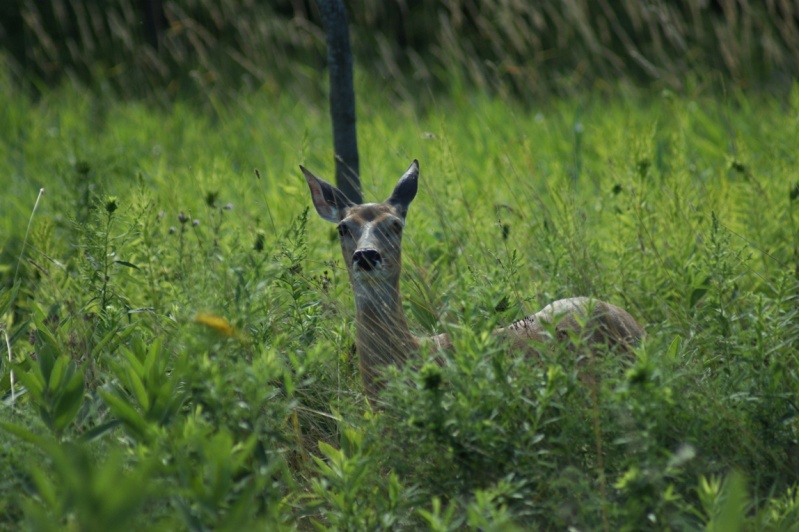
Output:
[351, 274, 418, 387]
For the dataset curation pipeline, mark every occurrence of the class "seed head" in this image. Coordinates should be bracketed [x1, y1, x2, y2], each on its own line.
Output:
[420, 364, 442, 391]
[253, 232, 265, 252]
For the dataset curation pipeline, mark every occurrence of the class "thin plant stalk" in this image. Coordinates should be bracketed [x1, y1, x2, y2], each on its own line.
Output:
[8, 188, 45, 404]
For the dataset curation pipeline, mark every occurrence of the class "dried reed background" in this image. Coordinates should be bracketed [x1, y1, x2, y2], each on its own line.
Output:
[2, 0, 798, 100]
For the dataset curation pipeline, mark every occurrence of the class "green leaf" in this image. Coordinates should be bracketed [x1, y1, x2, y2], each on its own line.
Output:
[119, 346, 145, 378]
[91, 325, 134, 360]
[690, 287, 708, 308]
[207, 432, 234, 505]
[713, 471, 747, 532]
[340, 427, 362, 458]
[666, 336, 682, 360]
[53, 368, 85, 432]
[143, 337, 164, 380]
[690, 276, 712, 308]
[150, 382, 183, 425]
[47, 356, 69, 391]
[78, 420, 123, 443]
[317, 441, 342, 464]
[38, 344, 57, 384]
[282, 371, 295, 397]
[99, 390, 150, 441]
[231, 434, 259, 472]
[311, 456, 334, 477]
[13, 365, 45, 402]
[126, 366, 150, 412]
[0, 281, 21, 318]
[28, 466, 60, 513]
[32, 307, 61, 352]
[113, 260, 140, 269]
[5, 319, 31, 349]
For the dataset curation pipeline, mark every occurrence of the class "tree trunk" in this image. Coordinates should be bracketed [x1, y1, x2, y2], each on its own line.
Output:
[316, 0, 361, 204]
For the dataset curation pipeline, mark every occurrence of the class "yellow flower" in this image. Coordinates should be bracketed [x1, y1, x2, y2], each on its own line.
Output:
[194, 312, 237, 337]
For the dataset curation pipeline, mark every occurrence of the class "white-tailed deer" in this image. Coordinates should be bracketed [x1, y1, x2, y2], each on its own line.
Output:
[301, 160, 644, 401]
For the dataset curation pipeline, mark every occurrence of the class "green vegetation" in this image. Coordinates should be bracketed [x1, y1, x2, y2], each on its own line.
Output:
[2, 59, 799, 528]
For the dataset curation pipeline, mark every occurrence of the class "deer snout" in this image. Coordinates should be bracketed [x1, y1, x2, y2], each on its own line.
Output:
[353, 249, 382, 271]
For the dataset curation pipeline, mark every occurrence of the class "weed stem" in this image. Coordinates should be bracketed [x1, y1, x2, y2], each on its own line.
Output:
[13, 188, 45, 286]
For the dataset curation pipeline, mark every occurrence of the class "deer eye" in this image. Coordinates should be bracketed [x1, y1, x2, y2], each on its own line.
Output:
[389, 219, 403, 234]
[337, 223, 350, 237]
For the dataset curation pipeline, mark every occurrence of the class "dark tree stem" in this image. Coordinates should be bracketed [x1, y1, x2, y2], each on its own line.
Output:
[138, 0, 163, 50]
[316, 0, 361, 204]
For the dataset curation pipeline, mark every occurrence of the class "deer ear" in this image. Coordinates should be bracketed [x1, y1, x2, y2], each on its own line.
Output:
[301, 165, 355, 223]
[386, 160, 419, 218]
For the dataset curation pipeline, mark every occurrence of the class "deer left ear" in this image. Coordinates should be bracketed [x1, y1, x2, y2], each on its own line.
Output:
[301, 165, 355, 223]
[387, 160, 419, 218]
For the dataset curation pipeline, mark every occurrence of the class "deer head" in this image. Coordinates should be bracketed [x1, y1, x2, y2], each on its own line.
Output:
[300, 160, 418, 296]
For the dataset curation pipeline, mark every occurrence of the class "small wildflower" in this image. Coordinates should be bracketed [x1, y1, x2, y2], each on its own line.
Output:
[105, 196, 118, 214]
[223, 203, 233, 211]
[178, 211, 189, 224]
[192, 219, 200, 227]
[169, 226, 176, 234]
[205, 191, 219, 208]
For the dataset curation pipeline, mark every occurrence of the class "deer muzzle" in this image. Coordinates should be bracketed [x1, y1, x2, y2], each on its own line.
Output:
[353, 249, 382, 271]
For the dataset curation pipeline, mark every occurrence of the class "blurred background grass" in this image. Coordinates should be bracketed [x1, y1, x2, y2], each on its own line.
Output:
[2, 0, 797, 104]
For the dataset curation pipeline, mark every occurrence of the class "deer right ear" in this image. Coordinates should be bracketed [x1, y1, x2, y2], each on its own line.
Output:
[300, 166, 355, 223]
[386, 159, 419, 218]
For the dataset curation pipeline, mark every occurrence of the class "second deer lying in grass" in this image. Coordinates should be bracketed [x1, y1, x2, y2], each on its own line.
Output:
[301, 160, 645, 402]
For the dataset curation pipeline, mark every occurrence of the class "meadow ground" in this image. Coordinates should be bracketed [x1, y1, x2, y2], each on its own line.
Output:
[1, 74, 799, 529]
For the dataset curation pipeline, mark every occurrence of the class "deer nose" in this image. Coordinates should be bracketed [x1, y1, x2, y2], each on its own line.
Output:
[353, 249, 382, 271]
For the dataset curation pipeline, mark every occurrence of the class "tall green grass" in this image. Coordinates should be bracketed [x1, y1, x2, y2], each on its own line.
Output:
[1, 70, 799, 528]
